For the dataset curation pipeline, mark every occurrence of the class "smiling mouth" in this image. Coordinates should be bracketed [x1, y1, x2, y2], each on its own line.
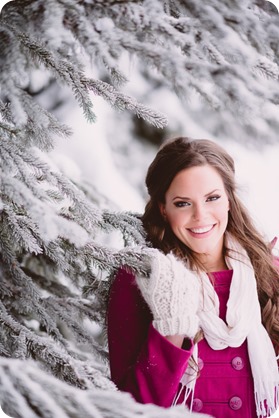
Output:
[188, 224, 216, 234]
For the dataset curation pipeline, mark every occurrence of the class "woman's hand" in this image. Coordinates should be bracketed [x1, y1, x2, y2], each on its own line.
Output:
[136, 249, 200, 340]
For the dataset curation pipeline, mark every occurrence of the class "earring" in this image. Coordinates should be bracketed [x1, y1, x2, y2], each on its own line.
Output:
[159, 228, 165, 241]
[159, 214, 167, 241]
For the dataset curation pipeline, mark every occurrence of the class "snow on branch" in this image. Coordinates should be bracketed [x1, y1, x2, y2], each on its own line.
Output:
[0, 357, 211, 418]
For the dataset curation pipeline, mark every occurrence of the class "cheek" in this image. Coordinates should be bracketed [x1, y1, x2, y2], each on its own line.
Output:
[166, 210, 189, 228]
[216, 204, 229, 223]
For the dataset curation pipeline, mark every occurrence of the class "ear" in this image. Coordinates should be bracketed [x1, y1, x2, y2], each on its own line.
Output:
[159, 202, 167, 220]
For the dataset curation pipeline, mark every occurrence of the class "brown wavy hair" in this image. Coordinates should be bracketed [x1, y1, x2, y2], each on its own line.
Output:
[142, 137, 279, 353]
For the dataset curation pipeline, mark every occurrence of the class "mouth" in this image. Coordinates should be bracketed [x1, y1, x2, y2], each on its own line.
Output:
[187, 224, 216, 237]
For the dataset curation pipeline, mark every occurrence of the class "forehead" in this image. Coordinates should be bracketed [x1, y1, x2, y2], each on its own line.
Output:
[167, 165, 225, 195]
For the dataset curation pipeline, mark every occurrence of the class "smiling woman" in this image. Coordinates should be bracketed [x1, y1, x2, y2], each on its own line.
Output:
[107, 137, 279, 418]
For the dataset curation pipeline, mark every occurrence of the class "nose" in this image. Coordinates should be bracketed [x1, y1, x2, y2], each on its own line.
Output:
[192, 202, 206, 221]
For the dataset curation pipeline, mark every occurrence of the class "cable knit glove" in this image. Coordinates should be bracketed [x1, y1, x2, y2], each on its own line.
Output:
[136, 249, 200, 339]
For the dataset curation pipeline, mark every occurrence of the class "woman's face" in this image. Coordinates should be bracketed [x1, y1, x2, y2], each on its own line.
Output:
[160, 164, 230, 270]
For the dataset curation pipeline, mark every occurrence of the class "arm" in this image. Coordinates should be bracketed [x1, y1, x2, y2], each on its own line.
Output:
[107, 267, 194, 407]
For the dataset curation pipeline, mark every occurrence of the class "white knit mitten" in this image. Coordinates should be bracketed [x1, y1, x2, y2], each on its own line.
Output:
[136, 249, 200, 338]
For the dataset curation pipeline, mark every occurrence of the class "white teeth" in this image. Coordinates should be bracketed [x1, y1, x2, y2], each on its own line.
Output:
[190, 225, 213, 234]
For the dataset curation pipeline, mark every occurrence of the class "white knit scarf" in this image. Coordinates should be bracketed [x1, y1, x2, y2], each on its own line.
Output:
[176, 235, 279, 417]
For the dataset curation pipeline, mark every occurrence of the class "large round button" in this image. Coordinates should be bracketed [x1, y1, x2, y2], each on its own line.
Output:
[198, 357, 204, 370]
[231, 356, 244, 371]
[193, 398, 203, 412]
[229, 396, 242, 410]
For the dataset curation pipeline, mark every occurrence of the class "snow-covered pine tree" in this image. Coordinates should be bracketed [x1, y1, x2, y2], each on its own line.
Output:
[0, 1, 278, 417]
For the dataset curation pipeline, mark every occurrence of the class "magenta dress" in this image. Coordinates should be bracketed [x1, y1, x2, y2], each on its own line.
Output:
[107, 267, 258, 417]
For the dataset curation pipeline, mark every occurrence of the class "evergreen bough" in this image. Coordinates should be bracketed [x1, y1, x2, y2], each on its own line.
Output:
[0, 1, 278, 417]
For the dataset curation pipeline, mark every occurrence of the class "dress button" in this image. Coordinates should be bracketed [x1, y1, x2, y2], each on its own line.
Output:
[198, 357, 204, 370]
[231, 356, 244, 370]
[229, 396, 242, 410]
[193, 398, 203, 412]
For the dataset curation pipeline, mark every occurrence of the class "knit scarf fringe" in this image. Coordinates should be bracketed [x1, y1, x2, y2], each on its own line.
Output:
[174, 234, 279, 417]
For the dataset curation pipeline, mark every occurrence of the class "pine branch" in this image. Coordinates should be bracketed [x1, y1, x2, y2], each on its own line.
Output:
[0, 301, 110, 390]
[0, 357, 211, 418]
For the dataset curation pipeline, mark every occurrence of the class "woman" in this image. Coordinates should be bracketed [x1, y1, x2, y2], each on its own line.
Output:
[107, 137, 279, 418]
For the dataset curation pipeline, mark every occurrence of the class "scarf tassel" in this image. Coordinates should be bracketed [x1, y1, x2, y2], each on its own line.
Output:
[255, 385, 279, 418]
[172, 384, 195, 412]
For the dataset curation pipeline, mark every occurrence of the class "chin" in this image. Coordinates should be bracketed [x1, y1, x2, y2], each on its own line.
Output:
[188, 241, 219, 255]
[193, 247, 213, 255]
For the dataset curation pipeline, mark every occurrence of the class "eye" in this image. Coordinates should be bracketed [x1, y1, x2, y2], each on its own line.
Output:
[174, 201, 191, 207]
[206, 195, 221, 202]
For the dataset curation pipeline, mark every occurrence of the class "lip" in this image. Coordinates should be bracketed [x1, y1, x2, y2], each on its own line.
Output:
[187, 224, 216, 238]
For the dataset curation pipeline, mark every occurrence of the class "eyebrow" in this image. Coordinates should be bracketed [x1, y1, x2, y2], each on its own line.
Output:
[172, 189, 221, 201]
